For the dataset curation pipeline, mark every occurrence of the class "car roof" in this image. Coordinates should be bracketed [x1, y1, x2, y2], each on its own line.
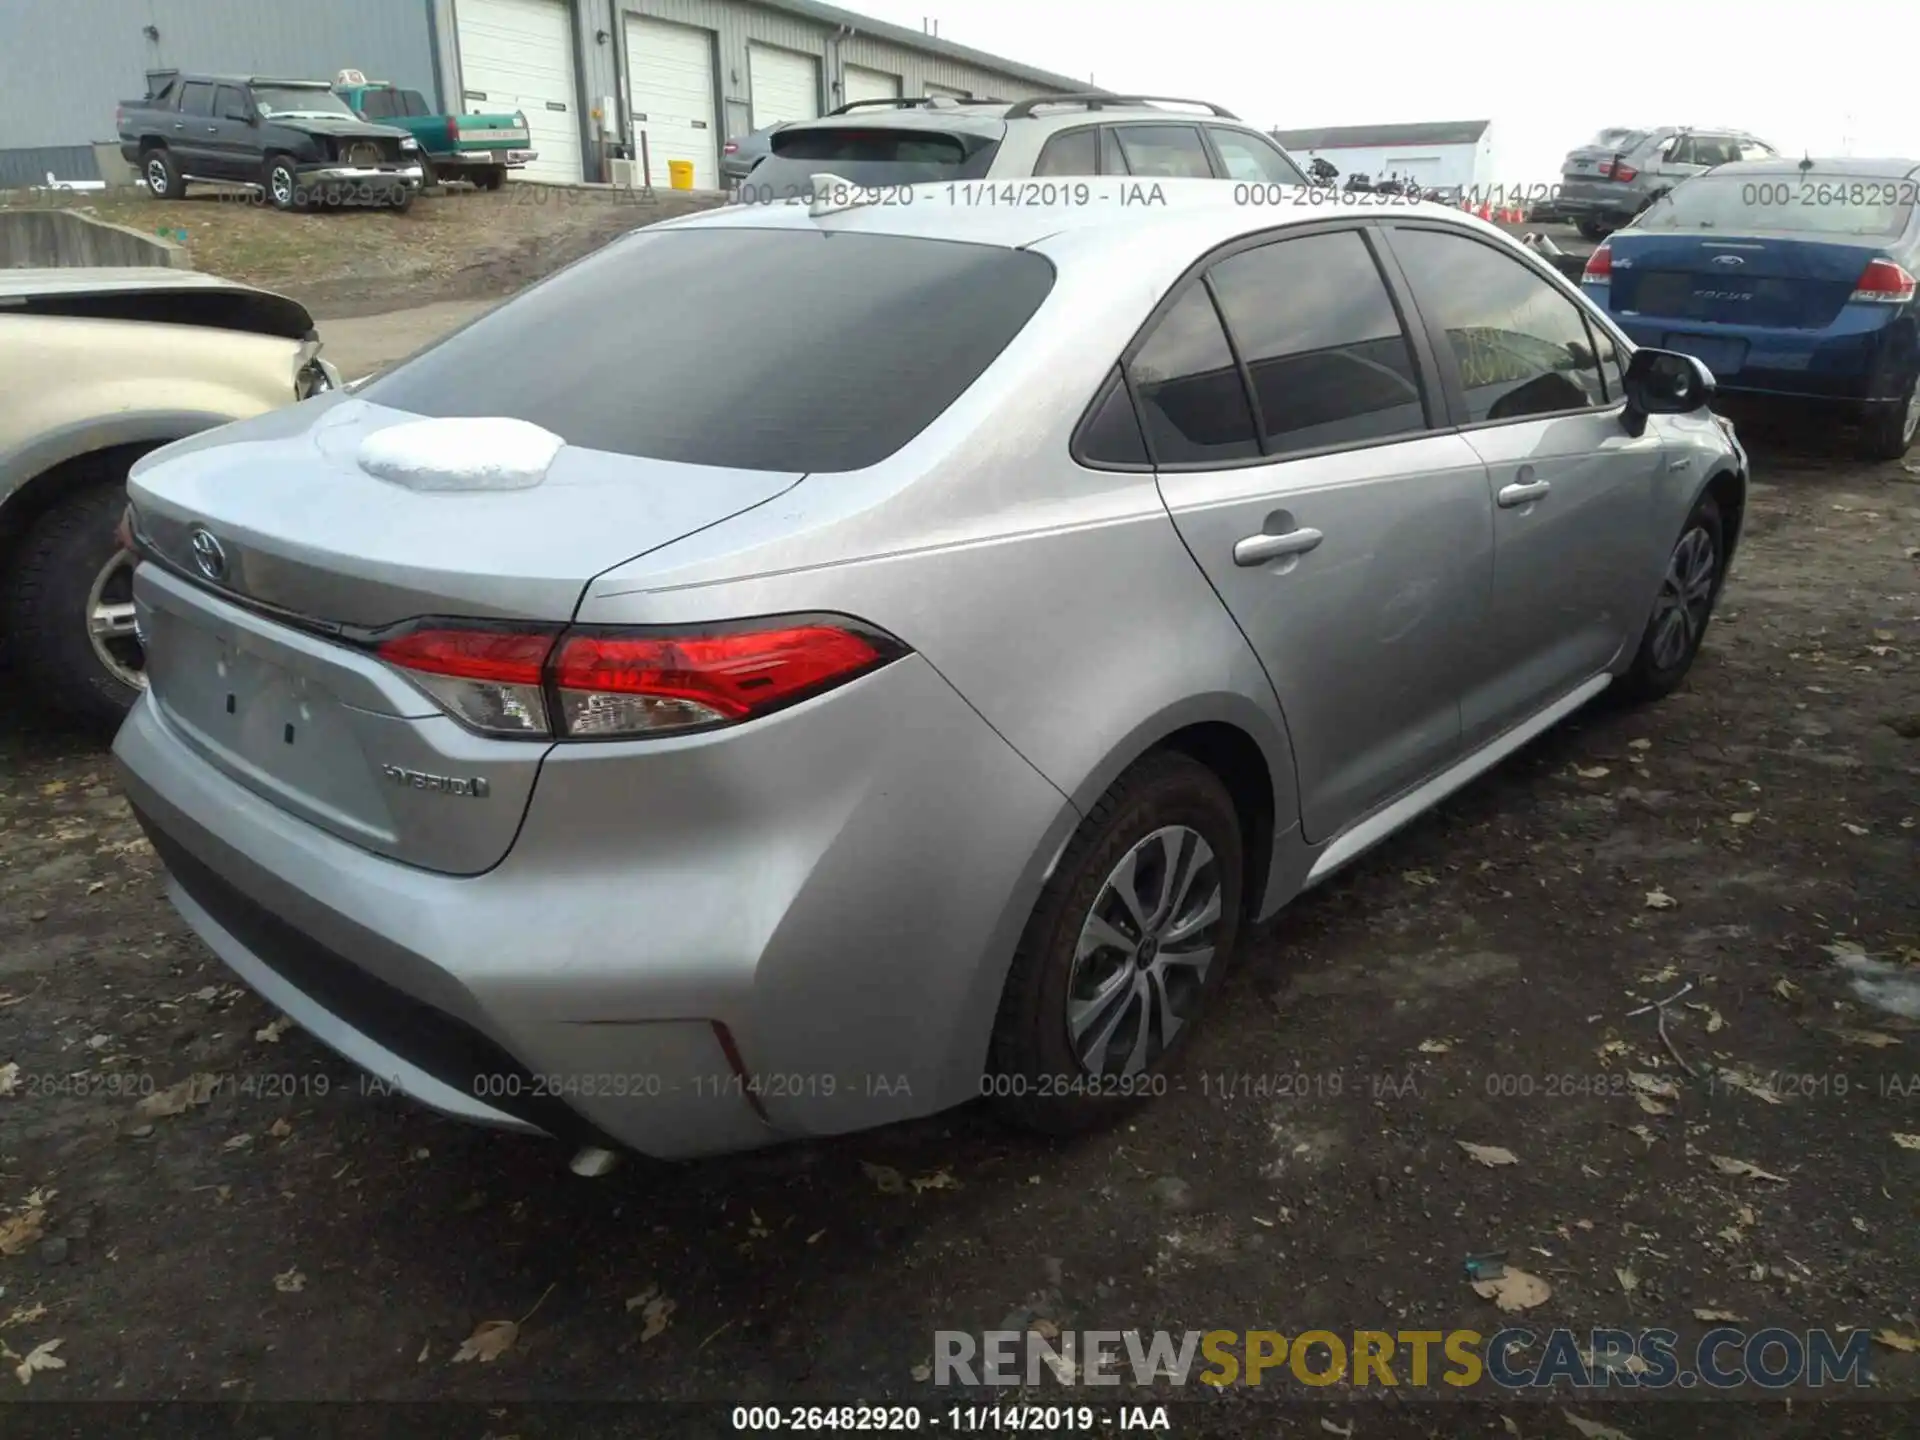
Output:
[659, 176, 1513, 255]
[776, 97, 1258, 140]
[1698, 156, 1920, 178]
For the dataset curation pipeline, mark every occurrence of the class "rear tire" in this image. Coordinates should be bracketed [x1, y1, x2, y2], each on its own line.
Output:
[987, 752, 1243, 1136]
[1576, 217, 1610, 241]
[1857, 374, 1919, 461]
[1615, 492, 1725, 705]
[1, 472, 145, 732]
[142, 146, 184, 200]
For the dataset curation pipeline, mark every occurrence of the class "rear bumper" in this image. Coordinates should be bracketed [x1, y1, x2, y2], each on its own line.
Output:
[1613, 313, 1917, 405]
[437, 150, 537, 168]
[1557, 179, 1640, 220]
[113, 653, 1076, 1160]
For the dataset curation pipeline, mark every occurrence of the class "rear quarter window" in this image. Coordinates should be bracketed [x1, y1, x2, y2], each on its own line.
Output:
[358, 228, 1055, 473]
[743, 126, 998, 199]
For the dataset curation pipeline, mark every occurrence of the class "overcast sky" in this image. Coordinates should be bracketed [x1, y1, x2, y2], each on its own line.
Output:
[846, 0, 1918, 185]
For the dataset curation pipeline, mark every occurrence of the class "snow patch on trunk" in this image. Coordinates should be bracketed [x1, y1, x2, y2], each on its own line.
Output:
[356, 417, 564, 492]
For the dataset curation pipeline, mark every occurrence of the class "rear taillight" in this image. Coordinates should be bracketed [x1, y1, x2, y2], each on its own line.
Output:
[374, 616, 906, 740]
[1852, 258, 1916, 305]
[1582, 242, 1612, 283]
[447, 115, 460, 145]
[1599, 157, 1638, 183]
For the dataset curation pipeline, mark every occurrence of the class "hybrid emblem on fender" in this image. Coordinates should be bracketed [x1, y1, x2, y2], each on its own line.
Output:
[382, 764, 490, 798]
[189, 528, 227, 582]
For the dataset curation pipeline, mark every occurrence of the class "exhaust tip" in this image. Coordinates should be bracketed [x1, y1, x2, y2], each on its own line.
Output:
[569, 1145, 620, 1177]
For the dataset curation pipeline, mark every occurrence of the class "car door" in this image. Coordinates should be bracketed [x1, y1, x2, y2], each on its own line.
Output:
[1380, 224, 1665, 745]
[173, 80, 218, 175]
[1141, 224, 1495, 842]
[208, 85, 254, 180]
[1652, 133, 1711, 196]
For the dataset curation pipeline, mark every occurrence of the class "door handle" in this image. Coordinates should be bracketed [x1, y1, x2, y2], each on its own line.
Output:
[1234, 527, 1323, 566]
[1497, 479, 1552, 508]
[206, 125, 219, 133]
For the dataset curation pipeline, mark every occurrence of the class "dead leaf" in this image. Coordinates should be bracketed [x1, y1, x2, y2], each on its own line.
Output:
[1842, 823, 1869, 836]
[911, 1169, 962, 1193]
[1694, 1308, 1744, 1322]
[0, 1062, 17, 1097]
[1709, 1155, 1786, 1183]
[12, 1338, 64, 1386]
[1893, 1134, 1920, 1152]
[451, 1319, 517, 1364]
[1628, 739, 1652, 751]
[625, 1286, 675, 1342]
[911, 1359, 932, 1382]
[1773, 978, 1799, 1001]
[1628, 1072, 1679, 1100]
[1472, 1267, 1551, 1312]
[860, 1162, 907, 1194]
[1639, 964, 1679, 985]
[1730, 811, 1756, 826]
[1031, 1318, 1059, 1341]
[805, 1228, 826, 1245]
[1716, 1068, 1783, 1105]
[1501, 1419, 1523, 1440]
[273, 1267, 305, 1293]
[1832, 1029, 1900, 1048]
[268, 1118, 293, 1139]
[1634, 1094, 1672, 1116]
[40, 781, 67, 797]
[135, 1072, 220, 1119]
[1594, 1039, 1631, 1067]
[0, 1303, 48, 1331]
[1320, 1421, 1355, 1438]
[1561, 1412, 1635, 1440]
[1458, 1141, 1518, 1167]
[255, 1016, 292, 1044]
[416, 1340, 430, 1364]
[1576, 765, 1610, 779]
[0, 1208, 46, 1257]
[1417, 1039, 1452, 1054]
[1644, 888, 1677, 910]
[1875, 1330, 1920, 1353]
[1615, 1265, 1639, 1294]
[222, 1133, 254, 1152]
[1403, 868, 1438, 886]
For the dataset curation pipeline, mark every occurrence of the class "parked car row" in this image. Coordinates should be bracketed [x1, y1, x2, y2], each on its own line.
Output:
[1556, 125, 1781, 238]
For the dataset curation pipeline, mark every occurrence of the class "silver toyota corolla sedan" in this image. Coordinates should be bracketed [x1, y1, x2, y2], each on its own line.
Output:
[113, 179, 1746, 1163]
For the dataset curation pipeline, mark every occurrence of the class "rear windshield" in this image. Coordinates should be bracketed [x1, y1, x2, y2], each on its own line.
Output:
[1585, 127, 1648, 151]
[358, 228, 1055, 473]
[1636, 173, 1918, 237]
[741, 126, 998, 200]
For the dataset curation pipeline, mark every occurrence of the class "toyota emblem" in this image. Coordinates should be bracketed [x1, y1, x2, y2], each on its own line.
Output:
[189, 527, 228, 582]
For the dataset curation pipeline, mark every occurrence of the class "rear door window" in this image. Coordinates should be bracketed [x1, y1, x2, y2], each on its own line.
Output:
[746, 125, 997, 198]
[1034, 128, 1099, 177]
[1125, 285, 1259, 464]
[359, 228, 1055, 474]
[356, 88, 395, 119]
[179, 82, 215, 117]
[1389, 227, 1608, 423]
[1112, 125, 1215, 178]
[1207, 230, 1429, 455]
[213, 85, 248, 121]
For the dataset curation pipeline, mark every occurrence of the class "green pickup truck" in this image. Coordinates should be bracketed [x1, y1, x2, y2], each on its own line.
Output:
[333, 70, 534, 189]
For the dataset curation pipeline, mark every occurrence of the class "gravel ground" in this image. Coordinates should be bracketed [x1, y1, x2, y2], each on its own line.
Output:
[1, 414, 1917, 1438]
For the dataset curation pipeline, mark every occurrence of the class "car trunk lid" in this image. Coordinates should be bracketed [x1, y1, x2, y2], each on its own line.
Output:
[127, 394, 801, 874]
[1608, 232, 1884, 331]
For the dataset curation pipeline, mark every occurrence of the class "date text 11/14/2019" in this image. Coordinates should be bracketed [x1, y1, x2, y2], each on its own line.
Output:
[728, 1404, 1173, 1432]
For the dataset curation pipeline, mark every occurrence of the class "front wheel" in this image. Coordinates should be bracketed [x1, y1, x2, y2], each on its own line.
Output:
[1, 472, 146, 731]
[1615, 492, 1725, 704]
[987, 751, 1243, 1135]
[1858, 375, 1919, 461]
[142, 146, 184, 200]
[264, 156, 302, 211]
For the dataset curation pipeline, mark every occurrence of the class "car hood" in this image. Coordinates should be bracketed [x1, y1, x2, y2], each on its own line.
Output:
[0, 268, 315, 340]
[265, 115, 412, 142]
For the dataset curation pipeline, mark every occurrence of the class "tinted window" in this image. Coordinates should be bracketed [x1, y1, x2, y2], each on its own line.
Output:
[1126, 286, 1258, 464]
[356, 88, 395, 119]
[1100, 128, 1129, 175]
[748, 126, 996, 198]
[402, 90, 433, 118]
[1113, 125, 1214, 179]
[361, 229, 1054, 474]
[1587, 318, 1625, 402]
[1208, 128, 1309, 186]
[1207, 231, 1426, 455]
[214, 85, 248, 120]
[1689, 135, 1736, 167]
[179, 82, 214, 117]
[1391, 229, 1606, 423]
[149, 77, 177, 104]
[1034, 128, 1099, 177]
[1077, 369, 1149, 466]
[1637, 172, 1915, 237]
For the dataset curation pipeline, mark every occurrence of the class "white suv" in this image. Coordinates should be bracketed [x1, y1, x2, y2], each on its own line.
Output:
[732, 93, 1309, 201]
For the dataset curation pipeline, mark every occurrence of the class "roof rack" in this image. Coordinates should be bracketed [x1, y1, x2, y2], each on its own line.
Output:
[1002, 93, 1239, 121]
[825, 97, 940, 116]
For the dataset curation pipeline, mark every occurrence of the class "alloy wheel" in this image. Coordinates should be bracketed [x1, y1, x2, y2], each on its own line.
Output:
[85, 548, 145, 692]
[145, 157, 168, 193]
[1065, 825, 1223, 1078]
[1649, 524, 1716, 672]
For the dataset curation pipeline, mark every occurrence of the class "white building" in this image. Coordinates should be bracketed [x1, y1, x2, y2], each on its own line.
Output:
[1271, 119, 1494, 193]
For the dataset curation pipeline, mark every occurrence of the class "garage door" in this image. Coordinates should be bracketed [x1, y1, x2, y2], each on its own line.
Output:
[1384, 156, 1445, 185]
[925, 82, 972, 102]
[626, 16, 717, 190]
[455, 0, 582, 184]
[749, 45, 819, 129]
[842, 64, 900, 108]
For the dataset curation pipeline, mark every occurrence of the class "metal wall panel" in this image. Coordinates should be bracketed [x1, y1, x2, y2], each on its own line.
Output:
[1, 0, 437, 154]
[0, 147, 105, 190]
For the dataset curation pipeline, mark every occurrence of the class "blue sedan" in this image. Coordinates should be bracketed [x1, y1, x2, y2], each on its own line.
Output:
[1581, 157, 1920, 459]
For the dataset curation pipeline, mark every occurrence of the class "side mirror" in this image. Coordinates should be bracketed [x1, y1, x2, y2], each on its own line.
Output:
[1620, 348, 1713, 436]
